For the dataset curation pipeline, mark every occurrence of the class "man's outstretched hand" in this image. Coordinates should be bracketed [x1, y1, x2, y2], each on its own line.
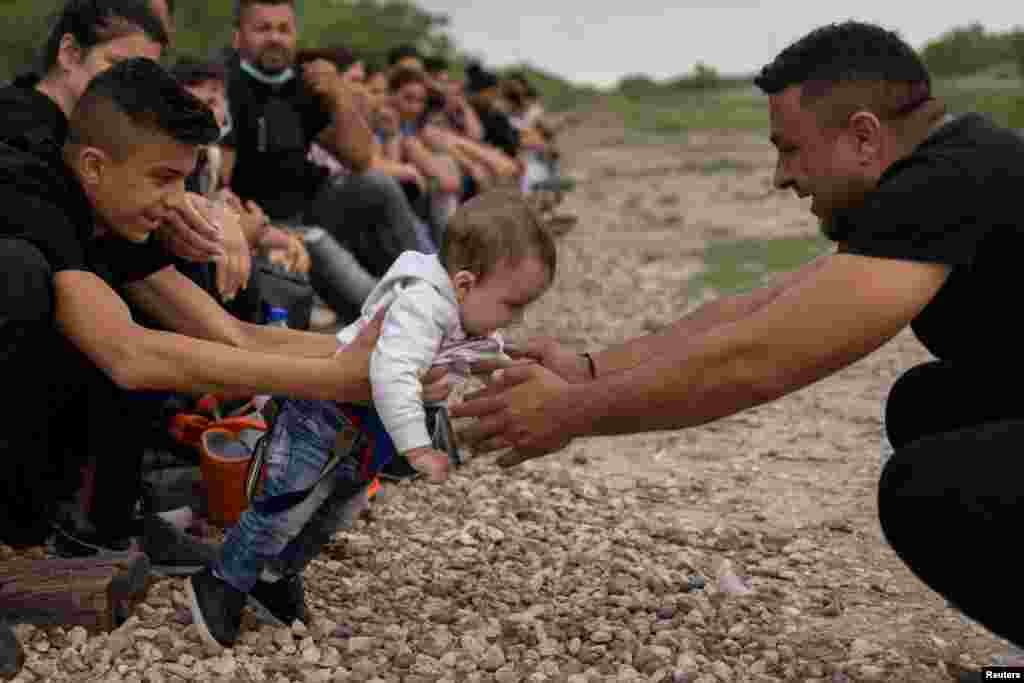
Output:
[450, 362, 575, 467]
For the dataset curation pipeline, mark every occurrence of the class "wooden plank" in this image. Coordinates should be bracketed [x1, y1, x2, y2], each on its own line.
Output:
[0, 552, 150, 632]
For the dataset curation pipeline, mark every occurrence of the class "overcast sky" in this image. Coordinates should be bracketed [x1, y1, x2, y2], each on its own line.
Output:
[416, 1, 1024, 87]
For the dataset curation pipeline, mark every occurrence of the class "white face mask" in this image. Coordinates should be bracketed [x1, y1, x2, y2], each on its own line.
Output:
[218, 107, 234, 142]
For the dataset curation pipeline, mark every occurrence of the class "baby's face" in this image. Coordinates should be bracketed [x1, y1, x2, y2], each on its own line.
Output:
[459, 255, 551, 337]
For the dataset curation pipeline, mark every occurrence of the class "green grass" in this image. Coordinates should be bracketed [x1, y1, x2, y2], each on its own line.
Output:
[607, 70, 1024, 133]
[608, 88, 769, 135]
[691, 236, 833, 296]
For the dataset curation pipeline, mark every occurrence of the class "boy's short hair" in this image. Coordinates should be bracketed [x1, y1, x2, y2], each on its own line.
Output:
[69, 57, 220, 160]
[440, 188, 556, 283]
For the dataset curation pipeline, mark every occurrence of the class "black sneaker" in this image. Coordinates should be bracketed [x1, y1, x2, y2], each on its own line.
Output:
[142, 515, 217, 577]
[187, 568, 246, 648]
[378, 454, 421, 482]
[52, 508, 134, 558]
[248, 574, 308, 626]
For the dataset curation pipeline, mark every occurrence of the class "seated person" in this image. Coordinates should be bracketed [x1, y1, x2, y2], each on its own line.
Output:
[224, 0, 430, 294]
[189, 188, 556, 646]
[172, 56, 309, 277]
[387, 67, 462, 231]
[0, 57, 449, 555]
[464, 62, 522, 160]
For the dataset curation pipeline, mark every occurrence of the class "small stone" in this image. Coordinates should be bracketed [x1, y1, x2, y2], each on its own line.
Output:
[859, 665, 886, 681]
[68, 626, 88, 647]
[292, 620, 309, 637]
[348, 636, 375, 654]
[321, 646, 341, 668]
[26, 659, 57, 678]
[302, 645, 322, 664]
[850, 639, 877, 658]
[107, 632, 132, 658]
[590, 630, 613, 644]
[482, 644, 506, 671]
[274, 628, 294, 649]
[495, 668, 520, 683]
[568, 637, 582, 655]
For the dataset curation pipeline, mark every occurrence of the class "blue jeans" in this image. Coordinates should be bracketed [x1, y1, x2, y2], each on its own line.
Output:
[216, 399, 371, 593]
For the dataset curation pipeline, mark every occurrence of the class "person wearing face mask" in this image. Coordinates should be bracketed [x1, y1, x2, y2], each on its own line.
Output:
[223, 0, 433, 295]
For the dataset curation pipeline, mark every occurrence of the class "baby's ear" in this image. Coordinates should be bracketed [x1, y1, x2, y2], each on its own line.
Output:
[451, 270, 477, 303]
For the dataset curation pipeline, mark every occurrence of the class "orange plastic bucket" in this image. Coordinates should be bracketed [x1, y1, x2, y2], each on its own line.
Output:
[199, 427, 260, 527]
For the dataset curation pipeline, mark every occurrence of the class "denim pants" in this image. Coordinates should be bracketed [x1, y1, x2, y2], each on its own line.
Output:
[217, 399, 370, 593]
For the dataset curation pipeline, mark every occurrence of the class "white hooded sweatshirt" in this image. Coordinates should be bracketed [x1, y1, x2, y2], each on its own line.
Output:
[336, 251, 504, 453]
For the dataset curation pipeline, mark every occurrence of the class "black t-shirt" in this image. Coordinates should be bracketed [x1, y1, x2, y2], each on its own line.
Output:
[0, 73, 69, 163]
[0, 141, 173, 288]
[225, 62, 331, 221]
[829, 113, 1024, 363]
[474, 105, 521, 158]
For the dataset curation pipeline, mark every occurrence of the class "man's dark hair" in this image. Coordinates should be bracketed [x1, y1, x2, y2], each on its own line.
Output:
[389, 65, 427, 93]
[169, 56, 226, 87]
[235, 0, 295, 26]
[387, 44, 421, 67]
[754, 21, 933, 128]
[423, 55, 448, 75]
[41, 0, 169, 72]
[68, 57, 220, 159]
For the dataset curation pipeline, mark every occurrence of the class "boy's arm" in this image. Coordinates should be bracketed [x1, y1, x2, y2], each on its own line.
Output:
[371, 285, 450, 453]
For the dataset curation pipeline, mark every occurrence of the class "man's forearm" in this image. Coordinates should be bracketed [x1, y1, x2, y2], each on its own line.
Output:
[592, 255, 831, 377]
[238, 321, 339, 358]
[121, 327, 364, 401]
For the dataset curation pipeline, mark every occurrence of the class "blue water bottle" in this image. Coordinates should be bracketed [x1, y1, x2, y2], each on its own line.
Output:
[265, 305, 289, 328]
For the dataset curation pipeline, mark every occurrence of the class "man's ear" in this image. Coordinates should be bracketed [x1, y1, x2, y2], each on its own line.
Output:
[451, 270, 477, 304]
[75, 146, 109, 189]
[848, 111, 883, 162]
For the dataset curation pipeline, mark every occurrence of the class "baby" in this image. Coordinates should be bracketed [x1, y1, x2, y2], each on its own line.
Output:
[190, 188, 557, 647]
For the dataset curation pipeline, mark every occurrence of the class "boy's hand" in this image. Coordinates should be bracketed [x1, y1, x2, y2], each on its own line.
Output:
[404, 447, 450, 482]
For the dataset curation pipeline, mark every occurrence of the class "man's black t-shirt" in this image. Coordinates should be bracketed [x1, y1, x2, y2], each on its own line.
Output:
[0, 142, 173, 288]
[829, 113, 1024, 363]
[225, 62, 331, 221]
[0, 73, 68, 162]
[474, 104, 521, 158]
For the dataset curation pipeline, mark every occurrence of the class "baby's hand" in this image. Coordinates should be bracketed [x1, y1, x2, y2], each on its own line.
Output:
[404, 447, 450, 483]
